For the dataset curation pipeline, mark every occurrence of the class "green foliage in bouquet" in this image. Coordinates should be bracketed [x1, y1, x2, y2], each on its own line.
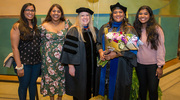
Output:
[97, 57, 108, 67]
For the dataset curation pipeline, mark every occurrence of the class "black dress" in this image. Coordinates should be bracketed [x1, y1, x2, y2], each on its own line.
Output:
[60, 27, 98, 100]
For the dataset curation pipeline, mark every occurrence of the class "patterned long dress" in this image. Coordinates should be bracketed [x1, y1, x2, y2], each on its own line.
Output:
[40, 19, 72, 96]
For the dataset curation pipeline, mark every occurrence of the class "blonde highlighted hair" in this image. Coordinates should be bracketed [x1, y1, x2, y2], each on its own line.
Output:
[69, 13, 96, 42]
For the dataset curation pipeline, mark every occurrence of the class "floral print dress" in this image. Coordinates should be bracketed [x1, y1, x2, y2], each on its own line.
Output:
[40, 19, 72, 96]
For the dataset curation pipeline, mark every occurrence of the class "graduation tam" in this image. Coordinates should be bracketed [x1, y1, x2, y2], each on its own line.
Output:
[110, 2, 127, 13]
[76, 7, 94, 15]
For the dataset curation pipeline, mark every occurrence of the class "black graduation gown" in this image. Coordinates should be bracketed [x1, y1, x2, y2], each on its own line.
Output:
[60, 27, 98, 100]
[96, 23, 137, 100]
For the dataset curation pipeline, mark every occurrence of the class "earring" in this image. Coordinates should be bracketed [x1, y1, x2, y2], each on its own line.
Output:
[124, 17, 126, 21]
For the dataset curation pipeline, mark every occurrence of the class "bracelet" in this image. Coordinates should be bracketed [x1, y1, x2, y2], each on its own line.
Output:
[158, 65, 162, 68]
[15, 64, 24, 70]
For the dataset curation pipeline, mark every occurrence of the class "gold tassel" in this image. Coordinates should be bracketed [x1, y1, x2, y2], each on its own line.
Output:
[126, 11, 128, 18]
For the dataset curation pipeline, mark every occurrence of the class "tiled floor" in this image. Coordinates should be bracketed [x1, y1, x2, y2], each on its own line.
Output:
[0, 58, 180, 100]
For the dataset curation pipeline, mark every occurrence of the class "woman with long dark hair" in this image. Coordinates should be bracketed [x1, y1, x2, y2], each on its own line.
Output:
[39, 4, 72, 100]
[133, 5, 165, 100]
[10, 3, 41, 100]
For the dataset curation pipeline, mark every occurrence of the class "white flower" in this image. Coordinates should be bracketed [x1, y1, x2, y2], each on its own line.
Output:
[57, 31, 63, 36]
[106, 32, 114, 39]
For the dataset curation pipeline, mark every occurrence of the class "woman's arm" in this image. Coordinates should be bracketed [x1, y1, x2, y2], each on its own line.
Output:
[156, 26, 165, 79]
[10, 23, 24, 77]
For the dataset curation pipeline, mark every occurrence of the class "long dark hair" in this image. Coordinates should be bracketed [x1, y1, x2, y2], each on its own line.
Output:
[108, 8, 130, 32]
[18, 3, 39, 40]
[43, 4, 65, 23]
[133, 5, 160, 50]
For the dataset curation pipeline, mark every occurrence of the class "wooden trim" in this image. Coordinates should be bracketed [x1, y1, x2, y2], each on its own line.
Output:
[0, 15, 19, 18]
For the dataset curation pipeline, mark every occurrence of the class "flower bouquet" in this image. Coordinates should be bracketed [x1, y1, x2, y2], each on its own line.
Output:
[98, 27, 142, 67]
[105, 31, 140, 52]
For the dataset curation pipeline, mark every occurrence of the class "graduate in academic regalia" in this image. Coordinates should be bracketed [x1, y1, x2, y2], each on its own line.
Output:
[60, 7, 98, 100]
[97, 2, 138, 100]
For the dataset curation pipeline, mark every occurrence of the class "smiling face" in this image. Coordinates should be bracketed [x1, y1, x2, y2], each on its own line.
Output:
[50, 6, 61, 21]
[138, 9, 150, 24]
[24, 6, 35, 21]
[112, 8, 125, 22]
[79, 12, 90, 26]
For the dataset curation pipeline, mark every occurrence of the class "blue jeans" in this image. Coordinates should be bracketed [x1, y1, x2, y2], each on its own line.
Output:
[13, 62, 41, 100]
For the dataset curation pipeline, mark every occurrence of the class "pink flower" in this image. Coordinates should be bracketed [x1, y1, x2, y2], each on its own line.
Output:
[65, 23, 69, 29]
[53, 81, 59, 88]
[40, 80, 44, 88]
[50, 87, 55, 94]
[44, 74, 52, 84]
[61, 79, 65, 83]
[46, 34, 52, 40]
[54, 52, 60, 59]
[41, 33, 45, 37]
[42, 89, 47, 95]
[48, 67, 55, 75]
[46, 56, 52, 63]
[58, 65, 64, 71]
[58, 44, 62, 51]
[116, 35, 122, 40]
[46, 42, 50, 48]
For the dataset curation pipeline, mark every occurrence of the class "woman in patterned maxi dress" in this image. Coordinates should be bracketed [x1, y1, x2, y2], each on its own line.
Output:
[39, 4, 72, 100]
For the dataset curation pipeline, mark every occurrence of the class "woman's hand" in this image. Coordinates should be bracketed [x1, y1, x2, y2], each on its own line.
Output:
[105, 51, 122, 60]
[156, 67, 163, 79]
[17, 69, 24, 77]
[99, 49, 106, 61]
[106, 52, 117, 60]
[68, 64, 75, 77]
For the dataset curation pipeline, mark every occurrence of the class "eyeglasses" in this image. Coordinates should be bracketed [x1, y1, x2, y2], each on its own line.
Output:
[25, 9, 35, 12]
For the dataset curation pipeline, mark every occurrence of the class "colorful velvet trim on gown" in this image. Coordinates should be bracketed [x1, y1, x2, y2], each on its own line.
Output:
[99, 34, 119, 100]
